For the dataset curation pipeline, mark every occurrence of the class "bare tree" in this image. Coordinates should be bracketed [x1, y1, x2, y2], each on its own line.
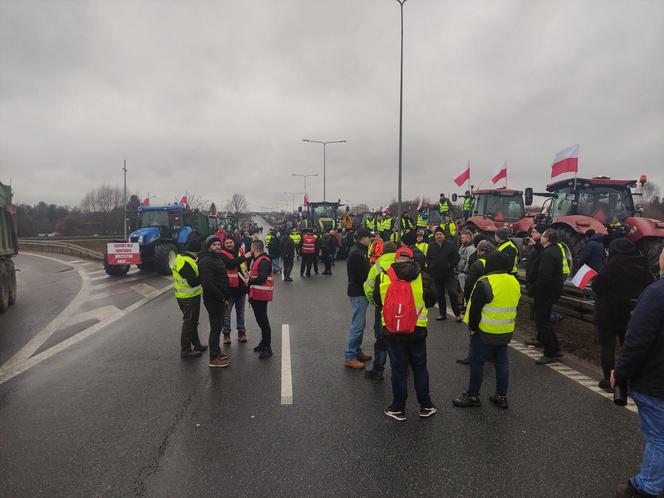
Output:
[186, 193, 211, 211]
[225, 193, 248, 214]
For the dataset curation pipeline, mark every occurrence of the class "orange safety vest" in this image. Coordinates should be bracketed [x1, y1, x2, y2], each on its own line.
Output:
[369, 238, 384, 264]
[302, 234, 316, 254]
[220, 248, 244, 288]
[248, 254, 274, 301]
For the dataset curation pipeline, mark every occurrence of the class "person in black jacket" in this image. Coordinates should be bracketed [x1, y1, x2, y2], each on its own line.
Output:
[344, 228, 372, 369]
[612, 247, 664, 498]
[243, 239, 274, 359]
[267, 230, 281, 274]
[580, 230, 605, 273]
[527, 229, 564, 364]
[280, 232, 295, 281]
[198, 235, 231, 367]
[321, 231, 336, 275]
[592, 238, 654, 391]
[374, 247, 437, 421]
[219, 237, 249, 344]
[426, 228, 461, 321]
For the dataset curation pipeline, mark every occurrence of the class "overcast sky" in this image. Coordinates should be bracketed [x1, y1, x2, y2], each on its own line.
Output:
[1, 0, 663, 211]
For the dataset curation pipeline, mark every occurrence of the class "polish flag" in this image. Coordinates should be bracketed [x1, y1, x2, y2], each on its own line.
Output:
[551, 144, 580, 178]
[178, 194, 188, 206]
[142, 198, 150, 206]
[454, 161, 471, 187]
[303, 193, 309, 206]
[571, 264, 597, 289]
[491, 161, 507, 184]
[416, 197, 423, 211]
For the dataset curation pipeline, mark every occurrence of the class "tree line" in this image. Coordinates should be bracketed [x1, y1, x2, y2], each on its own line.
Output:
[15, 185, 249, 237]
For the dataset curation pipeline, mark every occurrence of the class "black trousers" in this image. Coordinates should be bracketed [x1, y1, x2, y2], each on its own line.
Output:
[598, 326, 625, 380]
[283, 256, 294, 279]
[300, 254, 314, 276]
[204, 299, 226, 359]
[250, 299, 271, 349]
[177, 295, 202, 352]
[323, 254, 332, 273]
[433, 275, 460, 317]
[534, 295, 560, 357]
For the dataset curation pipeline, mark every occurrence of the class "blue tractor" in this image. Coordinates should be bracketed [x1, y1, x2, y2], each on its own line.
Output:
[104, 205, 220, 276]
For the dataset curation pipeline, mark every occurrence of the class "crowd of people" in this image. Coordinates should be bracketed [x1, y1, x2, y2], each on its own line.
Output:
[170, 213, 663, 498]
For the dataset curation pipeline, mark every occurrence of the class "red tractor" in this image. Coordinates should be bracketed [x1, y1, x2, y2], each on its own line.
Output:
[459, 187, 535, 239]
[526, 176, 664, 273]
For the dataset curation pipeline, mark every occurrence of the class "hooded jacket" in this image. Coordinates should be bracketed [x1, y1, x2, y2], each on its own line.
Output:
[580, 233, 605, 272]
[197, 247, 231, 302]
[373, 260, 436, 341]
[592, 253, 654, 331]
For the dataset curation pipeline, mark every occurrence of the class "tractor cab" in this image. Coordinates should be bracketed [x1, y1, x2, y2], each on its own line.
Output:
[300, 201, 344, 233]
[472, 188, 525, 222]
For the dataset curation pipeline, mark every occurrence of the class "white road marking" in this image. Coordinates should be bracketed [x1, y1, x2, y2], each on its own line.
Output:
[86, 269, 106, 276]
[68, 259, 83, 264]
[131, 283, 159, 298]
[0, 254, 174, 385]
[90, 275, 145, 290]
[281, 324, 293, 405]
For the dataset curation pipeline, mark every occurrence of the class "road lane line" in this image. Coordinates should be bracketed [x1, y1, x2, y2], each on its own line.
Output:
[281, 324, 293, 405]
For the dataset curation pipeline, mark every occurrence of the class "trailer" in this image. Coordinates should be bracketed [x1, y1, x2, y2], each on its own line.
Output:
[0, 182, 18, 312]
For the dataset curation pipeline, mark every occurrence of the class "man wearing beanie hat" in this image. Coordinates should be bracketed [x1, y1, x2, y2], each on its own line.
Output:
[494, 227, 518, 275]
[198, 234, 232, 367]
[592, 237, 654, 391]
[172, 234, 206, 359]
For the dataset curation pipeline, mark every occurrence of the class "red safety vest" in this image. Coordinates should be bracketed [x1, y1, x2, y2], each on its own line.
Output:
[219, 248, 244, 288]
[248, 254, 273, 301]
[302, 234, 316, 254]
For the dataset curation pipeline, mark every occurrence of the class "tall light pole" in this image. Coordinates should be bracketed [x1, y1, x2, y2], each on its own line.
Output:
[302, 139, 347, 201]
[122, 160, 127, 240]
[291, 173, 318, 196]
[283, 191, 304, 212]
[395, 0, 407, 244]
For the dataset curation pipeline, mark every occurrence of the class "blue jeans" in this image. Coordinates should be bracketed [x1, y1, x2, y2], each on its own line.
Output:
[468, 332, 509, 396]
[222, 293, 246, 333]
[371, 306, 388, 373]
[630, 390, 664, 496]
[385, 336, 432, 411]
[272, 257, 281, 273]
[345, 296, 368, 360]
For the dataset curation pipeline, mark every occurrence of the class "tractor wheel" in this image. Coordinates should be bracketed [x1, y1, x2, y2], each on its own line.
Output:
[8, 259, 17, 305]
[637, 237, 664, 276]
[0, 264, 9, 313]
[556, 225, 585, 274]
[104, 253, 130, 276]
[155, 244, 176, 276]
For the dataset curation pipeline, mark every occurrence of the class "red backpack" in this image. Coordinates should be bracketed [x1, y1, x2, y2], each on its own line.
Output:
[382, 267, 420, 334]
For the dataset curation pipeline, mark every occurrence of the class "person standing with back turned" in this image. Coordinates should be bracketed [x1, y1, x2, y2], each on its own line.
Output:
[344, 228, 372, 369]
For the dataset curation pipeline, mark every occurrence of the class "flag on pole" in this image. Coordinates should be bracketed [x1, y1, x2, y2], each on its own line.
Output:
[454, 161, 471, 187]
[142, 198, 150, 206]
[551, 144, 580, 178]
[571, 263, 597, 289]
[178, 194, 188, 206]
[491, 161, 507, 184]
[303, 193, 309, 206]
[417, 197, 423, 210]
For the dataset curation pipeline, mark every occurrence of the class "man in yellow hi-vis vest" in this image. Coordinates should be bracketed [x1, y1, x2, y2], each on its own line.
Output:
[453, 251, 520, 409]
[171, 236, 206, 359]
[373, 246, 437, 421]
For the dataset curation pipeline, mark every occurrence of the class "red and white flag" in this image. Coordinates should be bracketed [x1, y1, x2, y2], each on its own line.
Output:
[571, 263, 597, 289]
[454, 161, 471, 187]
[303, 193, 309, 206]
[178, 194, 188, 206]
[551, 144, 580, 178]
[142, 198, 150, 206]
[417, 197, 424, 210]
[491, 161, 507, 184]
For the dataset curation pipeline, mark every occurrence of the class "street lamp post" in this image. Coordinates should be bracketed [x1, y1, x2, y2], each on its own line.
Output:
[395, 0, 406, 244]
[122, 160, 127, 240]
[283, 191, 304, 212]
[302, 139, 347, 201]
[291, 173, 318, 196]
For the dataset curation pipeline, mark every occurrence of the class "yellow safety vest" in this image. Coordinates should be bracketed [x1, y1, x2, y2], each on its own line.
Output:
[463, 197, 473, 211]
[464, 273, 520, 334]
[265, 233, 272, 245]
[438, 221, 457, 237]
[378, 269, 428, 328]
[416, 214, 428, 228]
[364, 252, 396, 303]
[497, 240, 519, 274]
[171, 254, 202, 299]
[558, 243, 571, 276]
[415, 241, 429, 257]
[290, 233, 301, 245]
[439, 199, 450, 214]
[365, 218, 376, 230]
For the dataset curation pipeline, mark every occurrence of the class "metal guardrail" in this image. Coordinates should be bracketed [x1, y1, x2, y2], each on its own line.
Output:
[18, 240, 104, 261]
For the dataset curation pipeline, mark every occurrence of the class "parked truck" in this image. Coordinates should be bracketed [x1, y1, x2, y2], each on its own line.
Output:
[0, 182, 18, 312]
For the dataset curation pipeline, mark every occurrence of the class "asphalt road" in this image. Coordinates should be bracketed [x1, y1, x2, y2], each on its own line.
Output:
[0, 253, 644, 497]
